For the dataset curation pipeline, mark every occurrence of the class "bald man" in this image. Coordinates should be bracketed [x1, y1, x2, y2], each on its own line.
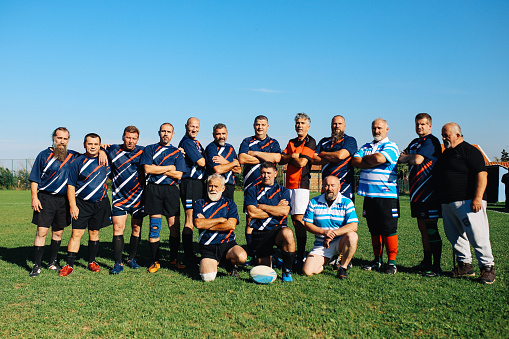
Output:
[434, 122, 495, 284]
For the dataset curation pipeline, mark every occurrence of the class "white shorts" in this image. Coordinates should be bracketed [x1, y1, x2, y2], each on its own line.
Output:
[308, 236, 343, 259]
[289, 188, 310, 215]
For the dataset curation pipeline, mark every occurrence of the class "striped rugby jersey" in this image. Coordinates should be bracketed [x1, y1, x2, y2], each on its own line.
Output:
[245, 183, 290, 231]
[68, 155, 111, 202]
[29, 148, 79, 195]
[282, 135, 316, 189]
[404, 134, 442, 203]
[315, 134, 357, 198]
[239, 135, 281, 191]
[204, 142, 238, 185]
[194, 196, 239, 245]
[140, 143, 186, 185]
[354, 137, 399, 198]
[105, 144, 145, 210]
[178, 135, 205, 180]
[303, 193, 358, 246]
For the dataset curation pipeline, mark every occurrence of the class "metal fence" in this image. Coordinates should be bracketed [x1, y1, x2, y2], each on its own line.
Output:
[0, 159, 35, 190]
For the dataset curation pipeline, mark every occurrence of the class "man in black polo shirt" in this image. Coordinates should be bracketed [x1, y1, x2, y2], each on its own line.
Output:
[435, 122, 495, 284]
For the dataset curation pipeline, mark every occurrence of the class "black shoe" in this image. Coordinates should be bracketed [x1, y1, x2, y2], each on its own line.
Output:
[385, 264, 397, 275]
[423, 266, 442, 277]
[337, 266, 348, 279]
[478, 266, 495, 285]
[229, 267, 241, 279]
[362, 261, 382, 271]
[48, 260, 61, 271]
[449, 262, 475, 277]
[29, 264, 41, 277]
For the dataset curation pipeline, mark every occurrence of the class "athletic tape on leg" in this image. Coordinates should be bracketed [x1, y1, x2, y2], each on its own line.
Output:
[149, 217, 162, 238]
[200, 272, 217, 282]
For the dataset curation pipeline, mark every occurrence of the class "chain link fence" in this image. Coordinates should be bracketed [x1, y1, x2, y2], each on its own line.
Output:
[0, 159, 35, 190]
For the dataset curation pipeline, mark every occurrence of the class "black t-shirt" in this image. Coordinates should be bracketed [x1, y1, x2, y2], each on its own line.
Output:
[435, 141, 487, 203]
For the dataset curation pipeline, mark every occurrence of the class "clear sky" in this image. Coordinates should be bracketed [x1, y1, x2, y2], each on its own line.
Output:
[1, 1, 508, 160]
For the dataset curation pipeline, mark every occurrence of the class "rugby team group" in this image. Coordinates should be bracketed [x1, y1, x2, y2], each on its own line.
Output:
[28, 113, 496, 284]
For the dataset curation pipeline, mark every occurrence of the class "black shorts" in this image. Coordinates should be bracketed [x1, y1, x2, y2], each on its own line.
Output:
[250, 225, 283, 258]
[180, 178, 205, 210]
[223, 184, 235, 200]
[144, 184, 181, 217]
[363, 197, 399, 236]
[411, 201, 442, 219]
[32, 191, 71, 229]
[200, 241, 237, 263]
[73, 198, 112, 230]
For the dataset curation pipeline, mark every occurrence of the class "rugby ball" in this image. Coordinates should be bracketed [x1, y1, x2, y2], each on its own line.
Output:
[249, 265, 277, 284]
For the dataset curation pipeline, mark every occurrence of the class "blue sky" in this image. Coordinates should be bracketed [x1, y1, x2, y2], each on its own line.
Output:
[1, 1, 508, 160]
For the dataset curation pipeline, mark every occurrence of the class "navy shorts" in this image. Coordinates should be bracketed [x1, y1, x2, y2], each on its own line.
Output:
[411, 201, 442, 219]
[73, 198, 112, 230]
[200, 241, 237, 263]
[32, 191, 71, 229]
[180, 178, 205, 210]
[250, 225, 283, 258]
[363, 197, 399, 236]
[144, 184, 181, 217]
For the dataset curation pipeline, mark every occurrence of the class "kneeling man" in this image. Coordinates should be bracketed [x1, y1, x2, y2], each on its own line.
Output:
[302, 176, 358, 279]
[194, 173, 247, 281]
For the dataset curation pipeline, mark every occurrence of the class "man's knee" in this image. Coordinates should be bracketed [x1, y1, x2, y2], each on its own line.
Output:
[281, 227, 295, 243]
[149, 217, 162, 238]
[200, 272, 217, 282]
[344, 231, 358, 245]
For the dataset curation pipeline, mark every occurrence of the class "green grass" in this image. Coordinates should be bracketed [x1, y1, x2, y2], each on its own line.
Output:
[0, 190, 507, 338]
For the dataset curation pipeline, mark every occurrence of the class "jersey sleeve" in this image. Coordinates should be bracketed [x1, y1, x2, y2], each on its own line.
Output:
[193, 200, 205, 219]
[239, 139, 249, 155]
[67, 159, 80, 187]
[204, 144, 220, 168]
[415, 137, 435, 159]
[281, 187, 291, 204]
[302, 199, 315, 224]
[353, 144, 367, 158]
[282, 141, 290, 156]
[270, 139, 281, 153]
[28, 152, 44, 183]
[343, 199, 359, 224]
[343, 136, 358, 156]
[465, 147, 487, 174]
[300, 137, 316, 160]
[175, 151, 187, 172]
[227, 200, 240, 221]
[380, 142, 399, 164]
[140, 145, 154, 166]
[315, 138, 326, 155]
[182, 139, 204, 164]
[244, 186, 257, 207]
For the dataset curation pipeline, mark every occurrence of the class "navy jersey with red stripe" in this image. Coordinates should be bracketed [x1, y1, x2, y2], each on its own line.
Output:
[239, 135, 281, 191]
[105, 144, 145, 210]
[29, 148, 79, 195]
[68, 155, 111, 202]
[283, 135, 316, 189]
[245, 183, 290, 231]
[178, 135, 206, 180]
[404, 134, 442, 203]
[315, 135, 357, 199]
[140, 143, 186, 185]
[194, 196, 239, 245]
[204, 142, 238, 185]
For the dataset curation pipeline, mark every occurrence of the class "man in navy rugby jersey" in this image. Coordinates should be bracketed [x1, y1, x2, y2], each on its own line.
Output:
[178, 117, 206, 265]
[59, 133, 112, 276]
[103, 126, 145, 274]
[194, 173, 247, 281]
[204, 123, 241, 200]
[399, 113, 443, 277]
[141, 123, 187, 273]
[245, 162, 295, 282]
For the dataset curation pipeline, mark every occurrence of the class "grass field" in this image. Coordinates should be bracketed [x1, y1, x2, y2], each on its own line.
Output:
[0, 190, 507, 338]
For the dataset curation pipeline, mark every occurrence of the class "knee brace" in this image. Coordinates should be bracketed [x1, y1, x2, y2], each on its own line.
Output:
[200, 272, 217, 282]
[149, 217, 162, 239]
[425, 220, 441, 243]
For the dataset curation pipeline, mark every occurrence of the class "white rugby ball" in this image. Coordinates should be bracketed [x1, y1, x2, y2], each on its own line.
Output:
[249, 265, 277, 284]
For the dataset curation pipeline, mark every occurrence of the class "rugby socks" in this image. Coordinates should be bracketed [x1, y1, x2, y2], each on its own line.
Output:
[281, 250, 296, 271]
[296, 236, 307, 262]
[426, 220, 442, 268]
[88, 240, 100, 263]
[49, 239, 61, 264]
[67, 252, 77, 267]
[169, 236, 180, 261]
[371, 235, 383, 263]
[149, 241, 160, 262]
[182, 229, 194, 258]
[112, 235, 124, 263]
[384, 234, 398, 265]
[423, 250, 433, 269]
[33, 246, 44, 267]
[128, 235, 141, 261]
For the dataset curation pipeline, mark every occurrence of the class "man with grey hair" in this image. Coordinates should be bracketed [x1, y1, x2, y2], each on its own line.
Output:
[194, 173, 247, 281]
[280, 113, 316, 270]
[434, 122, 495, 284]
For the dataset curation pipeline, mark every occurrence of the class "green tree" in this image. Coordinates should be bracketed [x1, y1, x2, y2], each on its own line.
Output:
[0, 167, 14, 189]
[501, 149, 509, 162]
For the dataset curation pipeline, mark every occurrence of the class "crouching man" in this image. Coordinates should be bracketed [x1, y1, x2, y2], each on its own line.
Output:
[302, 176, 359, 279]
[194, 173, 247, 281]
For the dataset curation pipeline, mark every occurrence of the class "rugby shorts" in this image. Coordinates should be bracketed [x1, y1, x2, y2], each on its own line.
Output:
[223, 184, 235, 200]
[200, 240, 238, 263]
[32, 191, 71, 228]
[411, 201, 442, 219]
[363, 197, 399, 236]
[289, 188, 309, 215]
[250, 225, 283, 258]
[144, 183, 181, 217]
[179, 178, 205, 210]
[309, 236, 344, 259]
[73, 197, 112, 230]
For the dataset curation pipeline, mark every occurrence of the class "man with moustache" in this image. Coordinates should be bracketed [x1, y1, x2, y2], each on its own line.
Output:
[245, 162, 295, 282]
[280, 113, 316, 271]
[302, 176, 359, 279]
[312, 115, 358, 201]
[194, 173, 247, 281]
[204, 123, 241, 200]
[178, 117, 206, 264]
[239, 116, 282, 254]
[434, 122, 495, 284]
[103, 126, 145, 274]
[352, 118, 400, 275]
[398, 113, 443, 277]
[59, 133, 112, 276]
[28, 127, 78, 277]
[141, 123, 187, 273]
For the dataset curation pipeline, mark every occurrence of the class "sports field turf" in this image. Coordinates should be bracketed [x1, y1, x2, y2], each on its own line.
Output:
[0, 190, 507, 338]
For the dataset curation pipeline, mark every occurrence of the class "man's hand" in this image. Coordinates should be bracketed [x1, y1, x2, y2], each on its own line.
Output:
[178, 147, 186, 155]
[471, 197, 483, 213]
[278, 199, 289, 207]
[31, 197, 43, 212]
[291, 153, 300, 159]
[98, 150, 109, 166]
[196, 213, 205, 219]
[323, 229, 336, 248]
[70, 206, 79, 220]
[212, 155, 228, 165]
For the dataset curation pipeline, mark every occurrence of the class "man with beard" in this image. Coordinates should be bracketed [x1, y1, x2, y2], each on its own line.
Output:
[312, 115, 358, 201]
[59, 133, 112, 276]
[103, 126, 145, 274]
[204, 123, 241, 200]
[194, 173, 247, 281]
[245, 162, 295, 282]
[28, 127, 78, 277]
[178, 117, 206, 264]
[141, 123, 187, 273]
[351, 118, 400, 275]
[302, 176, 358, 279]
[279, 113, 316, 271]
[398, 113, 443, 277]
[434, 122, 495, 284]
